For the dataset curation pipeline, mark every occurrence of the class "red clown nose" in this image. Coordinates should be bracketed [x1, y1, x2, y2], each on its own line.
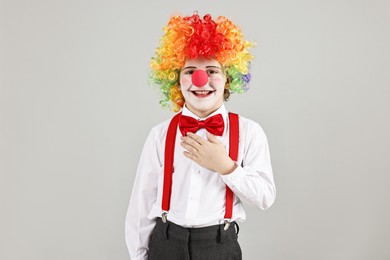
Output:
[192, 70, 209, 87]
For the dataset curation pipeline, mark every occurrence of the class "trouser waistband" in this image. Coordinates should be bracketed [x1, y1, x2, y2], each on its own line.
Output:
[154, 217, 239, 243]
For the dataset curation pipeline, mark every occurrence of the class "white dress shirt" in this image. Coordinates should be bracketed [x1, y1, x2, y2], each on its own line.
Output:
[125, 104, 276, 260]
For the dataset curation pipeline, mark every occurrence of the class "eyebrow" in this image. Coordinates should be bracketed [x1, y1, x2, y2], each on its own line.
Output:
[182, 65, 222, 70]
[182, 66, 197, 70]
[206, 66, 222, 69]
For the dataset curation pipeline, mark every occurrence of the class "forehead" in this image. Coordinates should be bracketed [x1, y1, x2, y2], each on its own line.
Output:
[183, 57, 221, 68]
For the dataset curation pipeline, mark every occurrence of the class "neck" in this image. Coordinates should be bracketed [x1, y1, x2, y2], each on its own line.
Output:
[184, 105, 221, 119]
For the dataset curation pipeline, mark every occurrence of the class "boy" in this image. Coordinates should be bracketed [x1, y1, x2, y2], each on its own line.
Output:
[125, 13, 276, 260]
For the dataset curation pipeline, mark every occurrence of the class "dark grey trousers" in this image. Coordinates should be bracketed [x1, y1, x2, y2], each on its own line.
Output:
[148, 218, 242, 260]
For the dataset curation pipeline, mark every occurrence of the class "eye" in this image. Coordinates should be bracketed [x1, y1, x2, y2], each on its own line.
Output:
[184, 69, 195, 75]
[206, 69, 220, 75]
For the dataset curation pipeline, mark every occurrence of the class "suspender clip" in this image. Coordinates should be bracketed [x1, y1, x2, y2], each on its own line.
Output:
[162, 212, 168, 223]
[223, 219, 231, 231]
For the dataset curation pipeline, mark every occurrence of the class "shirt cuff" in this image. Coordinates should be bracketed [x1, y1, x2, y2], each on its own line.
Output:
[220, 164, 243, 190]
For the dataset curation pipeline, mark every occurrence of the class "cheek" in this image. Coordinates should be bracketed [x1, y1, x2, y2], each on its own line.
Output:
[180, 76, 192, 87]
[210, 77, 225, 89]
[212, 78, 222, 83]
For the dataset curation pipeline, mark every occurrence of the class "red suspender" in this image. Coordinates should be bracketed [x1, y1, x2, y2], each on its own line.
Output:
[224, 112, 239, 219]
[162, 112, 239, 223]
[162, 112, 182, 213]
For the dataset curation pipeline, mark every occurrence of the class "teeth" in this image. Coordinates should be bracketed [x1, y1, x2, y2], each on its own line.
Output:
[194, 91, 211, 95]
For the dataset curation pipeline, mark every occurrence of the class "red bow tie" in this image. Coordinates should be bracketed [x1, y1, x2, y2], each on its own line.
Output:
[179, 114, 225, 136]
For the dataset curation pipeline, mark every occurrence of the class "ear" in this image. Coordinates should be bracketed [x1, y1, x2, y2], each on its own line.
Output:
[224, 75, 230, 87]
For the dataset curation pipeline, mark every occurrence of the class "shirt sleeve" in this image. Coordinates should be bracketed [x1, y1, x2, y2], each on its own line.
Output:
[220, 121, 276, 210]
[125, 127, 161, 260]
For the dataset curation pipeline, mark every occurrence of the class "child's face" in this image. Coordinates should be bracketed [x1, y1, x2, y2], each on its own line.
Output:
[179, 57, 227, 118]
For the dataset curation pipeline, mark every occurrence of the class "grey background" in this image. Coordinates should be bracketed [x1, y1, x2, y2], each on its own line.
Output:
[1, 0, 389, 259]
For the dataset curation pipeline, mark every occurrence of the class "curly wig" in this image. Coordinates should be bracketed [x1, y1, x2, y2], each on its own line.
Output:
[149, 13, 254, 112]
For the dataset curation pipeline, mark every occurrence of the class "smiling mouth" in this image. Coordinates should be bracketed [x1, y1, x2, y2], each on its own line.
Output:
[190, 90, 215, 97]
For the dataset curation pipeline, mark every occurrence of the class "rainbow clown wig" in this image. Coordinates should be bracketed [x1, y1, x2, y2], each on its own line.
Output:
[149, 13, 254, 112]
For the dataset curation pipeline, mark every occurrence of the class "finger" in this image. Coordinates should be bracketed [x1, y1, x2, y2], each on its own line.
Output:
[180, 141, 198, 154]
[183, 151, 199, 163]
[206, 132, 219, 143]
[186, 132, 206, 145]
[182, 136, 202, 148]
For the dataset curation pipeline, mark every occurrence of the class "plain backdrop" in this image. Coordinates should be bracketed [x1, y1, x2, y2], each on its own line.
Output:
[1, 0, 390, 259]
